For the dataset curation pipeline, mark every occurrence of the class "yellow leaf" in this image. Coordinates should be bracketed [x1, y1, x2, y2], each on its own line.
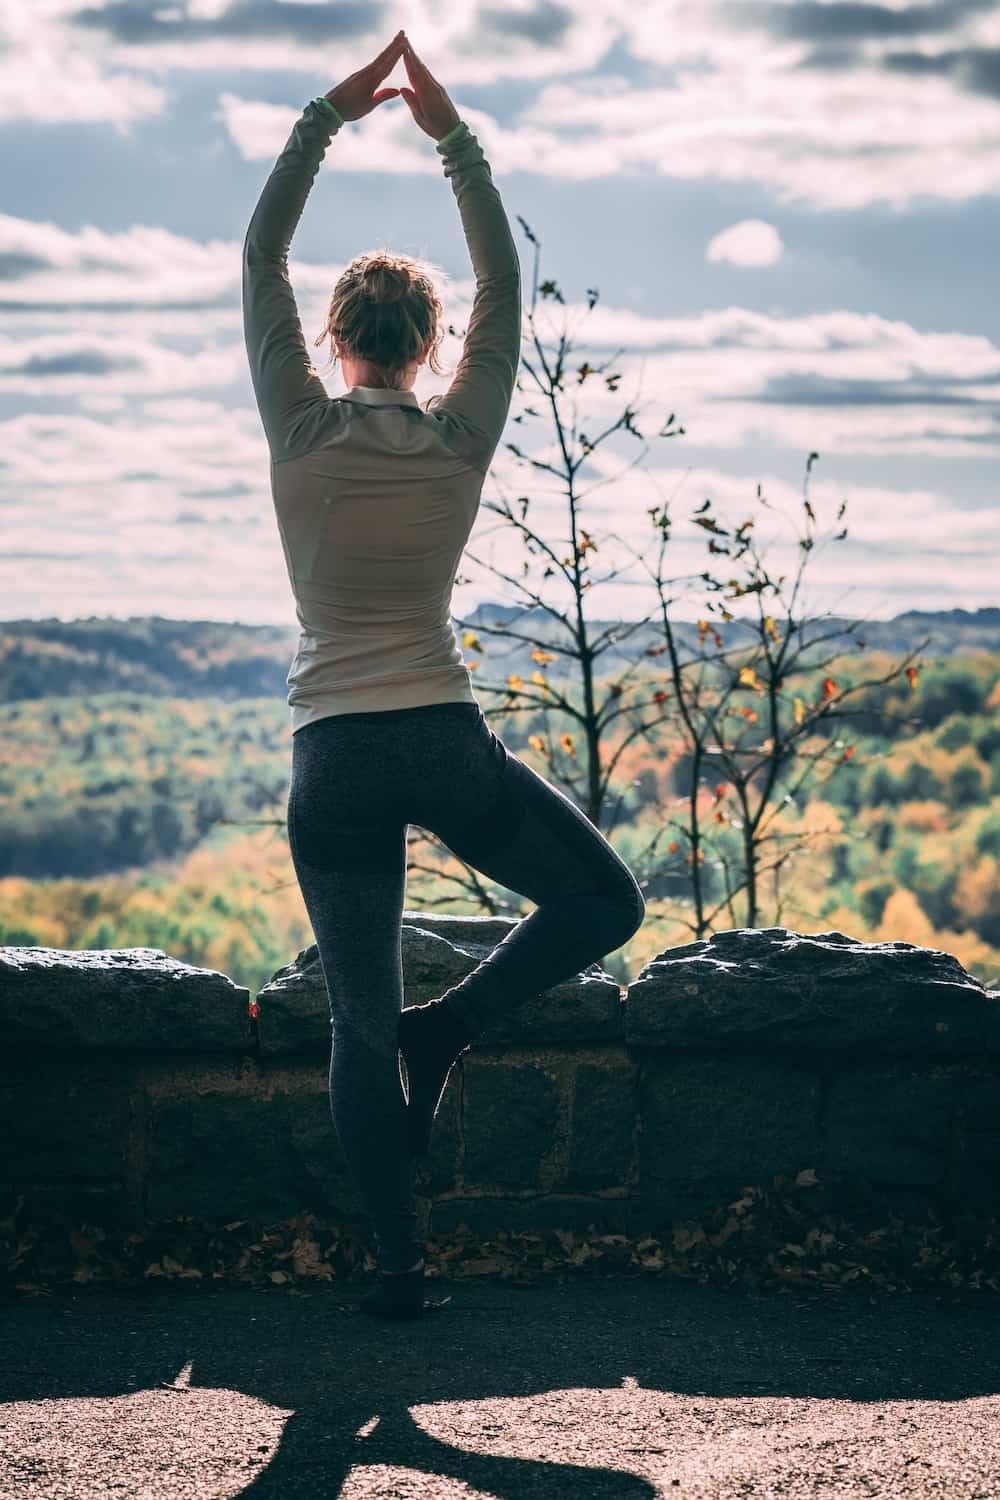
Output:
[738, 665, 760, 689]
[764, 615, 779, 642]
[462, 630, 482, 651]
[794, 697, 806, 725]
[506, 673, 523, 690]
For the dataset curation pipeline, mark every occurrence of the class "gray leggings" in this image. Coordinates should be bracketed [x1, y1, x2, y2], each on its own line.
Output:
[286, 700, 646, 1271]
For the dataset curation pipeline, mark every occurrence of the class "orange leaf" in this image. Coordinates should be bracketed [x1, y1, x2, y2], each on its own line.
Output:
[821, 676, 837, 700]
[906, 665, 920, 691]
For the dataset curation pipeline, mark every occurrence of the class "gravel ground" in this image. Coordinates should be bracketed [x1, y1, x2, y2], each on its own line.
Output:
[1, 1277, 998, 1498]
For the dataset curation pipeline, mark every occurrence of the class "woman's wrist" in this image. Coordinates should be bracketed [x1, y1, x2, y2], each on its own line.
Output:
[313, 95, 345, 127]
[436, 119, 466, 146]
[310, 92, 461, 142]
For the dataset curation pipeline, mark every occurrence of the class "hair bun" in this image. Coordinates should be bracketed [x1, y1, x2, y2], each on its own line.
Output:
[314, 247, 450, 389]
[362, 260, 409, 303]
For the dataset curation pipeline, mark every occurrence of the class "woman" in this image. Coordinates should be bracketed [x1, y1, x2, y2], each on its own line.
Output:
[242, 31, 646, 1319]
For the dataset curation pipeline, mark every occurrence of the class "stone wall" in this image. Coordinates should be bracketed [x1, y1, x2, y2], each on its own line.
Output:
[2, 924, 998, 1247]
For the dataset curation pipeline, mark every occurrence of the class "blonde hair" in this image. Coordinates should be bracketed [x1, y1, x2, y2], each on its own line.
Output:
[313, 248, 451, 392]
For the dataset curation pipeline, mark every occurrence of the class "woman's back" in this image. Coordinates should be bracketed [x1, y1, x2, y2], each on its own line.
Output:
[243, 99, 521, 729]
[272, 377, 496, 727]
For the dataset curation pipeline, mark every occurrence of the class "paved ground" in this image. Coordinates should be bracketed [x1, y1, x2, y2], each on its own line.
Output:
[1, 1276, 998, 1498]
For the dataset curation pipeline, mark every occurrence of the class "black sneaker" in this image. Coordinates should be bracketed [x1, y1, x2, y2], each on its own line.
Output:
[359, 1263, 452, 1319]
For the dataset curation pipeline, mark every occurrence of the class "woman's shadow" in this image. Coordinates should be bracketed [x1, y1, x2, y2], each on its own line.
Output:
[3, 1278, 664, 1497]
[4, 1275, 998, 1497]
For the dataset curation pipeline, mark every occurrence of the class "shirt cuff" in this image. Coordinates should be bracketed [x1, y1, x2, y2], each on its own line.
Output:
[312, 96, 345, 128]
[436, 120, 466, 148]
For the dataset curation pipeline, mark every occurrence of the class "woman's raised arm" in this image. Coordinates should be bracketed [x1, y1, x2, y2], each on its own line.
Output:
[242, 33, 405, 462]
[399, 40, 522, 472]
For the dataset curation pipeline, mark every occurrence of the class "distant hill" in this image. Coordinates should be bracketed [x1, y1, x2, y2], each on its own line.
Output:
[0, 606, 997, 703]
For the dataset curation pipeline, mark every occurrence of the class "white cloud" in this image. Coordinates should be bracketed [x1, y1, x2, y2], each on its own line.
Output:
[3, 211, 999, 457]
[521, 68, 1000, 208]
[706, 220, 784, 268]
[0, 0, 166, 127]
[2, 408, 994, 623]
[5, 3, 1000, 206]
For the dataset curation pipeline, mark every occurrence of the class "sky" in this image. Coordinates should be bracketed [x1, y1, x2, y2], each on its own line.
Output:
[2, 0, 999, 628]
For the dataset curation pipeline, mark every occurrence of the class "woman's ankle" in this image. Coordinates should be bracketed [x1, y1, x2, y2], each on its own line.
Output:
[383, 1257, 424, 1276]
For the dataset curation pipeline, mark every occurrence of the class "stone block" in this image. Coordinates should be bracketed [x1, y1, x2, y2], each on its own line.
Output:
[146, 1072, 365, 1225]
[254, 946, 329, 1057]
[0, 1061, 140, 1227]
[949, 1070, 1000, 1212]
[823, 1063, 955, 1190]
[626, 929, 991, 1056]
[566, 1060, 638, 1192]
[415, 1064, 462, 1195]
[950, 1134, 1000, 1214]
[638, 1054, 822, 1224]
[462, 1057, 562, 1190]
[986, 992, 1000, 1057]
[0, 947, 252, 1055]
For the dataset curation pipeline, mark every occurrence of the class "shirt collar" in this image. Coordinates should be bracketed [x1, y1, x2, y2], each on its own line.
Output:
[341, 384, 420, 408]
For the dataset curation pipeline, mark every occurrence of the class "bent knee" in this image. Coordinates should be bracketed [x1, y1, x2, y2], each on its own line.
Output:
[601, 875, 645, 946]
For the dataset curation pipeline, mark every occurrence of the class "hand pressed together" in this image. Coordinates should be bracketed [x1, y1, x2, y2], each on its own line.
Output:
[324, 30, 461, 142]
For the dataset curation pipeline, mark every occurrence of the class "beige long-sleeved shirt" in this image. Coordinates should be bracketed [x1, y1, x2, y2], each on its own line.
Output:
[242, 99, 521, 731]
